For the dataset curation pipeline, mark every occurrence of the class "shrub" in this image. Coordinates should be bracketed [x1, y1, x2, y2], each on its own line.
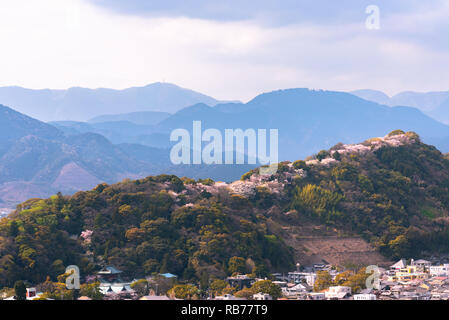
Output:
[293, 160, 307, 170]
[316, 150, 330, 161]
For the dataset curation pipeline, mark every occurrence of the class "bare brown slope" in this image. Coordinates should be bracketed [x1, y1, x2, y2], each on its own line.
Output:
[266, 209, 392, 267]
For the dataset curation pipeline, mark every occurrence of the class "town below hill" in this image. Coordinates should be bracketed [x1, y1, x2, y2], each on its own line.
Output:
[3, 258, 449, 300]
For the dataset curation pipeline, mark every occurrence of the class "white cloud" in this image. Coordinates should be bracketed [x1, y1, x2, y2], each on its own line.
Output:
[0, 0, 448, 102]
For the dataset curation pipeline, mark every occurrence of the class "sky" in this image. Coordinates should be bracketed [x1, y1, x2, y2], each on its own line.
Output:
[0, 0, 448, 101]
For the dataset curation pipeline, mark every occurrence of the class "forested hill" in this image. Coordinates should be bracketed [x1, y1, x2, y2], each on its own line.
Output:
[3, 130, 449, 287]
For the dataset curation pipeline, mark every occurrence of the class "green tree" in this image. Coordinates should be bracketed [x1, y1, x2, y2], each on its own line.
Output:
[80, 282, 103, 300]
[170, 177, 185, 193]
[199, 272, 209, 292]
[8, 221, 19, 237]
[228, 256, 246, 275]
[250, 280, 282, 299]
[332, 151, 341, 161]
[51, 260, 65, 279]
[292, 184, 343, 218]
[316, 150, 330, 161]
[234, 287, 254, 299]
[131, 279, 149, 297]
[341, 268, 370, 293]
[314, 271, 334, 292]
[168, 284, 199, 300]
[14, 280, 27, 300]
[293, 160, 307, 170]
[210, 279, 228, 296]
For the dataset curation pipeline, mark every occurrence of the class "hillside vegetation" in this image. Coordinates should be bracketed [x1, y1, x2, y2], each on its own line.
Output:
[0, 175, 293, 287]
[2, 130, 449, 286]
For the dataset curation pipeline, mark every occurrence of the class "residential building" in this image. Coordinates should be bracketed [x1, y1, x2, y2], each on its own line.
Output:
[430, 264, 449, 276]
[390, 259, 407, 271]
[325, 286, 352, 300]
[353, 294, 377, 300]
[97, 266, 123, 282]
[139, 295, 171, 300]
[285, 272, 317, 286]
[214, 294, 245, 300]
[226, 275, 255, 289]
[99, 282, 134, 295]
[282, 283, 307, 298]
[410, 259, 431, 272]
[253, 293, 272, 300]
[388, 266, 428, 283]
[308, 292, 326, 300]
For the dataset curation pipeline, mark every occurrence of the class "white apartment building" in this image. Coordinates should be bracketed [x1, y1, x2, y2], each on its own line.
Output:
[429, 264, 449, 276]
[353, 294, 377, 300]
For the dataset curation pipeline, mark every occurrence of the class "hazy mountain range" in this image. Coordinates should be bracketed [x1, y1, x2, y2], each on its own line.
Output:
[2, 84, 449, 207]
[54, 88, 449, 160]
[352, 89, 449, 124]
[0, 82, 229, 122]
[0, 104, 254, 207]
[88, 111, 171, 125]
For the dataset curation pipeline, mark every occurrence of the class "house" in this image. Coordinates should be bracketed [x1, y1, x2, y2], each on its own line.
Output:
[286, 272, 317, 286]
[226, 275, 255, 289]
[325, 286, 352, 300]
[390, 259, 407, 271]
[27, 288, 37, 299]
[399, 291, 431, 300]
[308, 292, 325, 300]
[430, 264, 449, 276]
[282, 283, 308, 297]
[313, 264, 331, 272]
[99, 282, 134, 295]
[431, 289, 449, 300]
[429, 276, 448, 286]
[272, 281, 288, 288]
[253, 293, 272, 300]
[353, 294, 377, 300]
[96, 265, 137, 298]
[97, 266, 123, 282]
[388, 266, 428, 283]
[4, 287, 44, 300]
[410, 259, 431, 272]
[160, 273, 178, 279]
[139, 295, 171, 300]
[214, 294, 245, 300]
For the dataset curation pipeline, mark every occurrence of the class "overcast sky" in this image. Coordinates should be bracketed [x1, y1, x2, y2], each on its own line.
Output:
[0, 0, 448, 101]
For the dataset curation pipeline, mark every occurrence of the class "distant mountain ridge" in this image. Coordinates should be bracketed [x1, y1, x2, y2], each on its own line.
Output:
[0, 104, 62, 153]
[352, 89, 449, 124]
[0, 105, 253, 207]
[49, 88, 449, 164]
[0, 83, 228, 122]
[88, 111, 171, 125]
[152, 89, 449, 160]
[4, 87, 449, 208]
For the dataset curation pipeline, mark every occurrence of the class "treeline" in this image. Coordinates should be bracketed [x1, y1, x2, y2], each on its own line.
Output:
[0, 175, 294, 287]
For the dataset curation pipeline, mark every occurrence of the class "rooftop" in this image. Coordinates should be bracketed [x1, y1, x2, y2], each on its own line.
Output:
[98, 266, 123, 275]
